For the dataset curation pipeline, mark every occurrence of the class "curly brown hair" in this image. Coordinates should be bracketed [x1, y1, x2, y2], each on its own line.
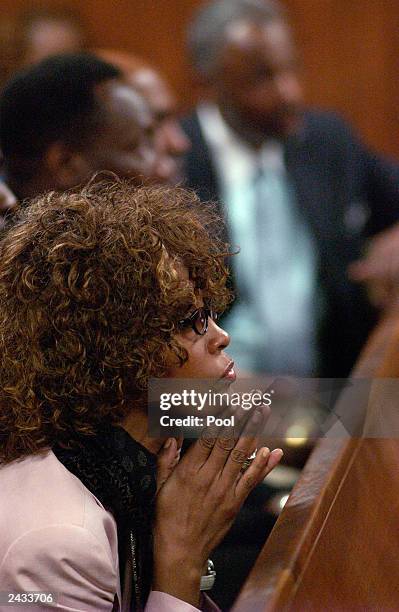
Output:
[0, 180, 232, 463]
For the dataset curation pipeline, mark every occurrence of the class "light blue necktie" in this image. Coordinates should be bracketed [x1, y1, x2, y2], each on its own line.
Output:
[222, 162, 318, 375]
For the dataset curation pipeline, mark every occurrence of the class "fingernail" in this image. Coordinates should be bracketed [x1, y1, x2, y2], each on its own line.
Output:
[253, 408, 263, 421]
[164, 438, 173, 450]
[262, 447, 270, 458]
[273, 448, 284, 457]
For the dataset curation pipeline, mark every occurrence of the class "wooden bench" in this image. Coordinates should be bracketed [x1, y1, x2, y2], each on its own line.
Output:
[233, 310, 399, 610]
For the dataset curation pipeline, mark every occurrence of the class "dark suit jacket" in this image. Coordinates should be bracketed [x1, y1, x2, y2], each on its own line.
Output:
[181, 109, 399, 376]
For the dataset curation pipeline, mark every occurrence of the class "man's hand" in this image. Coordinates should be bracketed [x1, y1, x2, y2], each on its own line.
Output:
[348, 223, 399, 309]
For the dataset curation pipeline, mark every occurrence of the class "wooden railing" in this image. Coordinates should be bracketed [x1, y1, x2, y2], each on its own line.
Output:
[233, 310, 399, 611]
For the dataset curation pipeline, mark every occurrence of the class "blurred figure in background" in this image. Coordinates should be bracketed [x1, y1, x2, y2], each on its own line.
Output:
[0, 181, 17, 228]
[0, 6, 88, 89]
[95, 49, 190, 185]
[0, 53, 164, 201]
[0, 18, 18, 89]
[14, 6, 87, 67]
[181, 0, 399, 379]
[0, 7, 88, 207]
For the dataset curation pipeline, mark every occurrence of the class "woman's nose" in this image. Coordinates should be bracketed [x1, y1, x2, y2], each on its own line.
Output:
[207, 318, 230, 352]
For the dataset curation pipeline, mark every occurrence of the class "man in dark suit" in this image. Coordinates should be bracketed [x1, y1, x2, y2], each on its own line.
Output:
[181, 5, 399, 608]
[182, 0, 399, 378]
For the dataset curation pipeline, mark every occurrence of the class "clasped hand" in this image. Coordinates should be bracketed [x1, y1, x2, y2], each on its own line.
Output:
[153, 405, 283, 607]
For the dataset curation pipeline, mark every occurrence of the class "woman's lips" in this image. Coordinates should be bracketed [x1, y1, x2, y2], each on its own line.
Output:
[221, 361, 236, 382]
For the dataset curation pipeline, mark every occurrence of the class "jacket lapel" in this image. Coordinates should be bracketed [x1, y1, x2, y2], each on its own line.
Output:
[181, 112, 221, 204]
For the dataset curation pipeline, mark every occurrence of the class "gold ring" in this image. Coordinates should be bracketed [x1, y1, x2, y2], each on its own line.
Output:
[241, 450, 257, 472]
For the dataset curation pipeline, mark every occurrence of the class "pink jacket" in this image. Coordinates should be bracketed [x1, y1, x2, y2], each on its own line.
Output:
[0, 451, 203, 611]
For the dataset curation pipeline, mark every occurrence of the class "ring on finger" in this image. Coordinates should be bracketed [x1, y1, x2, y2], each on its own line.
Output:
[240, 450, 257, 472]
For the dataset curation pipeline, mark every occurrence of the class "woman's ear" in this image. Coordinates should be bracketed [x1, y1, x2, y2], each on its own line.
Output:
[44, 141, 90, 189]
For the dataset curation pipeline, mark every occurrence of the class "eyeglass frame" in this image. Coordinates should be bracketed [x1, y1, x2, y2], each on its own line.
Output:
[178, 307, 219, 336]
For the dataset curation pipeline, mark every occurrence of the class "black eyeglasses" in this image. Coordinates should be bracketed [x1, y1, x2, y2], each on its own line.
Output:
[178, 307, 219, 336]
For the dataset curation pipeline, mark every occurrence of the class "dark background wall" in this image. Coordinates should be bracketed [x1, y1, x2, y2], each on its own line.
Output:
[2, 0, 399, 157]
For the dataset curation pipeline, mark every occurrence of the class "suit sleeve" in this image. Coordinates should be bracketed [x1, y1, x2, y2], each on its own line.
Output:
[333, 112, 399, 233]
[0, 525, 118, 611]
[303, 110, 399, 235]
[362, 148, 399, 233]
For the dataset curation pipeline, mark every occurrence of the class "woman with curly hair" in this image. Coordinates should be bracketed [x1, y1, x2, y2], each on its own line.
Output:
[0, 180, 282, 611]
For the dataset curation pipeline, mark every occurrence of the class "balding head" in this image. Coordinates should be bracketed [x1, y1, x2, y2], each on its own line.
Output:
[187, 0, 284, 79]
[187, 0, 303, 144]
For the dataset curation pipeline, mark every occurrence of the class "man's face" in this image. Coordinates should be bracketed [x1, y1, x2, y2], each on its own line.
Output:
[214, 19, 304, 145]
[82, 81, 158, 184]
[128, 68, 190, 184]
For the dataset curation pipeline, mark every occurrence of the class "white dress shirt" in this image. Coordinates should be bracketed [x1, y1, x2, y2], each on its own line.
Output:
[197, 103, 319, 375]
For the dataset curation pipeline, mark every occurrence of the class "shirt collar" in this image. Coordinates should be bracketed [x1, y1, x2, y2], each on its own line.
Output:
[197, 103, 286, 183]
